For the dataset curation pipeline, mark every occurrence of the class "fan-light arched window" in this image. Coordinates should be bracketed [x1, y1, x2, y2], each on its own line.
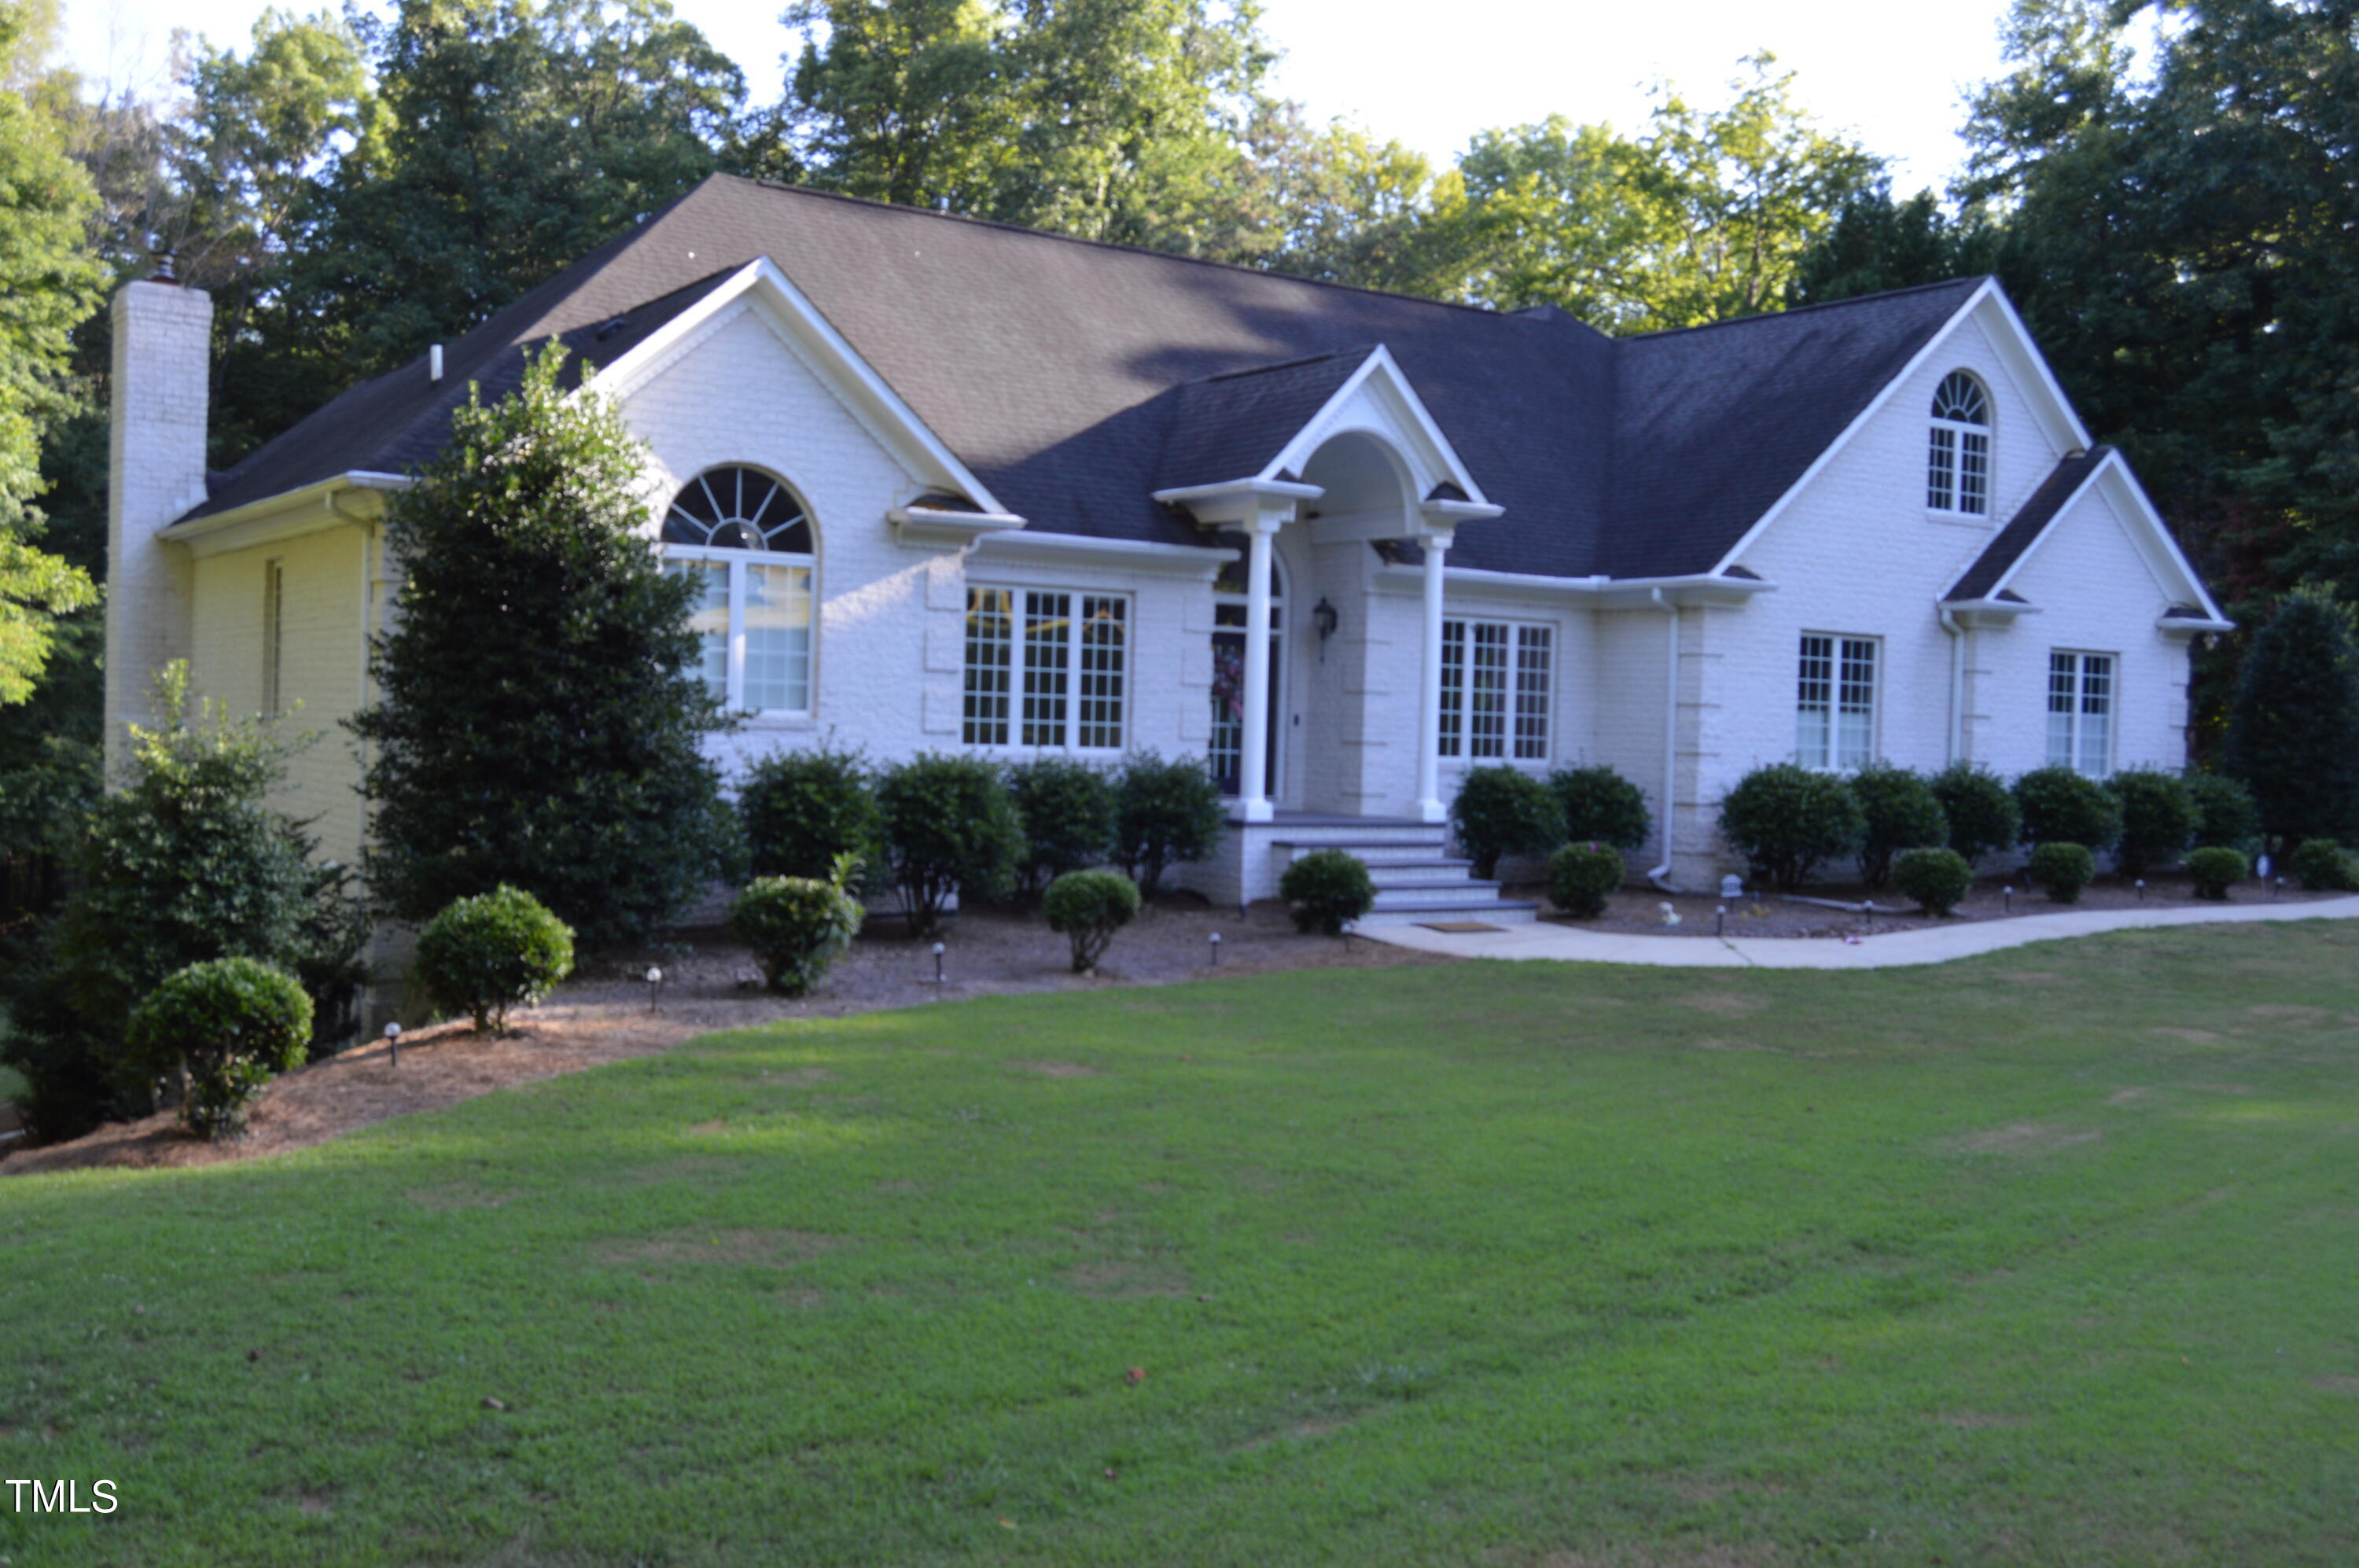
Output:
[660, 466, 815, 715]
[1927, 371, 1991, 515]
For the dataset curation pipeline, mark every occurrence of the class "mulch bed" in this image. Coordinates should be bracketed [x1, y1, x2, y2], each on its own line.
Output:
[1, 895, 1445, 1179]
[1509, 867, 2342, 940]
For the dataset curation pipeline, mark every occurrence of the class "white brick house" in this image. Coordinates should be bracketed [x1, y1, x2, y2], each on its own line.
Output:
[105, 175, 2228, 920]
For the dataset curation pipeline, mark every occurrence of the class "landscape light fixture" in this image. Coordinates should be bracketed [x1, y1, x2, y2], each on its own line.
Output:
[384, 1020, 402, 1068]
[1716, 904, 1727, 937]
[2275, 877, 2286, 899]
[932, 940, 946, 984]
[1209, 931, 1221, 966]
[645, 966, 664, 1011]
[2003, 885, 2014, 914]
[2135, 878, 2147, 900]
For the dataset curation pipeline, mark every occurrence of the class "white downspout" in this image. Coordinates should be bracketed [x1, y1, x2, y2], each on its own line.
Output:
[1938, 605, 1966, 767]
[1647, 587, 1683, 893]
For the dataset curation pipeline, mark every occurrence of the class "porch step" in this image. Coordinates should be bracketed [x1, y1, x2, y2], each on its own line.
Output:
[1352, 859, 1486, 888]
[1354, 900, 1542, 928]
[1275, 838, 1453, 867]
[1368, 882, 1513, 912]
[1260, 823, 1446, 848]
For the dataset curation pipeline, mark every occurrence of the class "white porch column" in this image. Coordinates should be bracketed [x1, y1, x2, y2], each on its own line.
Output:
[1238, 515, 1280, 823]
[1415, 532, 1452, 823]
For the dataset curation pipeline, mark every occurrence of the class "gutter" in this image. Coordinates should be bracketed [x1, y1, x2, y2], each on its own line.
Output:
[1647, 587, 1684, 894]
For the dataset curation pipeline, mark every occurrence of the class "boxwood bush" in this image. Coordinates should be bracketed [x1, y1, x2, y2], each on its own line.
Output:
[738, 744, 884, 890]
[876, 753, 1026, 935]
[2186, 845, 2249, 900]
[1928, 761, 2020, 863]
[1545, 841, 1624, 918]
[124, 957, 312, 1141]
[2110, 767, 2200, 878]
[2185, 772, 2262, 852]
[1042, 869, 1142, 972]
[2028, 841, 2096, 904]
[731, 862, 864, 996]
[1006, 757, 1116, 895]
[2289, 837, 2357, 892]
[1850, 763, 1949, 891]
[1891, 847, 1974, 916]
[1111, 752, 1225, 894]
[414, 885, 576, 1033]
[1544, 766, 1651, 852]
[1450, 767, 1566, 880]
[1716, 764, 1864, 891]
[1279, 849, 1375, 935]
[2015, 766, 2122, 852]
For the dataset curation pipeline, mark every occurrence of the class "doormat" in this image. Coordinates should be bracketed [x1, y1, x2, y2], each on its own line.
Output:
[1418, 920, 1503, 933]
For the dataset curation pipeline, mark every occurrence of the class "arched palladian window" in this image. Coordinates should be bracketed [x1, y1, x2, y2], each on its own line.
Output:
[1927, 370, 1991, 515]
[660, 466, 815, 715]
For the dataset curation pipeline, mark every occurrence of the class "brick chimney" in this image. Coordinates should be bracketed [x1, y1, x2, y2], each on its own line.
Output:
[104, 274, 213, 769]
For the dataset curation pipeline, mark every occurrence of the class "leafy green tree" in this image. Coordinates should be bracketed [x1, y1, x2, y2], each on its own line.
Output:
[2, 664, 359, 1139]
[351, 343, 738, 948]
[1433, 54, 1882, 331]
[2221, 594, 2359, 849]
[0, 0, 102, 704]
[1787, 182, 1999, 307]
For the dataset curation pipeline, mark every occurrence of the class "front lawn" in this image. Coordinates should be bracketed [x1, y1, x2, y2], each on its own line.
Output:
[6, 924, 2358, 1565]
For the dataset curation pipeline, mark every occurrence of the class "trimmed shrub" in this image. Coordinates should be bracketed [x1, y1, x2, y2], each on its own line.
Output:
[2186, 846, 2248, 900]
[1279, 849, 1375, 935]
[1450, 766, 1566, 880]
[1007, 757, 1117, 895]
[1850, 763, 1949, 891]
[1545, 841, 1624, 918]
[124, 958, 312, 1141]
[1716, 764, 1865, 892]
[1891, 847, 1974, 916]
[1928, 762, 2019, 863]
[2111, 767, 2200, 878]
[2014, 766, 2122, 852]
[2028, 841, 2096, 904]
[2185, 772, 2262, 852]
[875, 753, 1026, 936]
[1042, 870, 1142, 972]
[2290, 837, 2357, 893]
[1111, 752, 1226, 894]
[414, 885, 576, 1033]
[2222, 593, 2359, 849]
[1544, 766, 1651, 852]
[731, 863, 864, 996]
[738, 744, 884, 890]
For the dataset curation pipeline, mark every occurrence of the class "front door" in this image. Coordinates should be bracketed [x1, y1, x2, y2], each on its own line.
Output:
[1209, 583, 1283, 800]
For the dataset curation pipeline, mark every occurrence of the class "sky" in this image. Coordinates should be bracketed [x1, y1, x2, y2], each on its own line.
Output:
[60, 0, 2046, 195]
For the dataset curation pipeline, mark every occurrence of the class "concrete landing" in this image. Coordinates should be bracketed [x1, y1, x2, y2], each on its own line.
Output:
[1359, 895, 2359, 970]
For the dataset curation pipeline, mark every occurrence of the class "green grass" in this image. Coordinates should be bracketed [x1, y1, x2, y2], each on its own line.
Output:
[6, 925, 2359, 1566]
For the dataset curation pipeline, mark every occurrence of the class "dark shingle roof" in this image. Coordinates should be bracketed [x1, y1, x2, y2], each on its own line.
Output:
[191, 175, 1992, 580]
[1945, 448, 2110, 602]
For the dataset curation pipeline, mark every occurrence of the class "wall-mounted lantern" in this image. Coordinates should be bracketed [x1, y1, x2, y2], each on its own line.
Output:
[1312, 597, 1339, 661]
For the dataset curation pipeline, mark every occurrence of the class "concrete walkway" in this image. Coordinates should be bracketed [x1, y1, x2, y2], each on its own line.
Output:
[1361, 894, 2359, 970]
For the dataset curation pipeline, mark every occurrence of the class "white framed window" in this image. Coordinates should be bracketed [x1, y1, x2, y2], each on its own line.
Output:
[1927, 370, 1991, 516]
[661, 466, 815, 716]
[964, 587, 1127, 749]
[1438, 618, 1551, 760]
[262, 558, 285, 716]
[2048, 650, 2115, 776]
[1797, 633, 1878, 771]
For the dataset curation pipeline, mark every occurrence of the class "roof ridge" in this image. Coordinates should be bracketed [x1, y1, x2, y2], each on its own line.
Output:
[721, 174, 1612, 337]
[1621, 276, 1989, 343]
[1191, 344, 1375, 385]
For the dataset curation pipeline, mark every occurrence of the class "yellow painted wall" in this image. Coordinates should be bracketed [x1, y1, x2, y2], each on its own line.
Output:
[186, 520, 375, 867]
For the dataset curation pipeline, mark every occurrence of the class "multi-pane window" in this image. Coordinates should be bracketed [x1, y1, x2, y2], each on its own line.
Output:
[1438, 619, 1551, 760]
[660, 466, 815, 715]
[1927, 370, 1991, 515]
[1796, 633, 1878, 771]
[965, 587, 1126, 749]
[2048, 650, 2115, 776]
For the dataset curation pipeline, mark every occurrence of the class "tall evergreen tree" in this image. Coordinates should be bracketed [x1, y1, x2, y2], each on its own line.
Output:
[351, 344, 738, 948]
[2221, 594, 2359, 850]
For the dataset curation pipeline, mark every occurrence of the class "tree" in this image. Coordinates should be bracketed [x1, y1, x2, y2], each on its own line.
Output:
[1787, 182, 1998, 307]
[2, 664, 359, 1140]
[351, 343, 738, 948]
[1433, 54, 1882, 331]
[0, 0, 103, 704]
[2221, 594, 2359, 850]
